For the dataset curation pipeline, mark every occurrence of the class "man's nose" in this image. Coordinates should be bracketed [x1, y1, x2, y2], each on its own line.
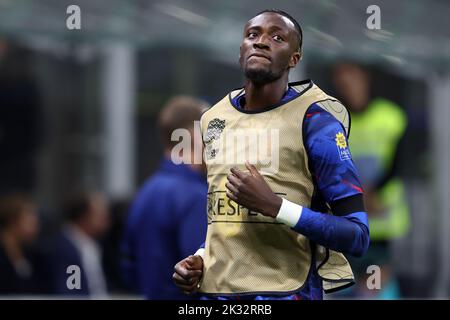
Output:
[254, 35, 270, 50]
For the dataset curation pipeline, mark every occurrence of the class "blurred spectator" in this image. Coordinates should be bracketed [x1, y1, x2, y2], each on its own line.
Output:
[0, 194, 42, 294]
[47, 192, 110, 297]
[0, 38, 42, 195]
[121, 96, 209, 299]
[102, 199, 131, 293]
[332, 62, 410, 299]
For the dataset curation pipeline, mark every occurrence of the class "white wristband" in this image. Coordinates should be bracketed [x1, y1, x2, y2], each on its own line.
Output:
[194, 248, 205, 259]
[275, 198, 303, 227]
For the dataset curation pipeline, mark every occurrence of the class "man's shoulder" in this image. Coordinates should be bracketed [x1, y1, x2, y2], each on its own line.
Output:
[301, 81, 343, 106]
[137, 170, 205, 199]
[47, 231, 80, 260]
[200, 89, 242, 122]
[303, 97, 350, 136]
[138, 171, 178, 193]
[290, 80, 346, 112]
[304, 103, 346, 135]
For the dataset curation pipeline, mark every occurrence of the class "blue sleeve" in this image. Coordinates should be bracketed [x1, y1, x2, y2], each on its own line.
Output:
[289, 104, 369, 257]
[304, 104, 363, 202]
[292, 209, 369, 257]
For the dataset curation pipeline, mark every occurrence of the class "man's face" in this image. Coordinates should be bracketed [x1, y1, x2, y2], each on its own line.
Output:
[240, 13, 300, 85]
[84, 193, 110, 238]
[333, 64, 370, 112]
[14, 204, 39, 244]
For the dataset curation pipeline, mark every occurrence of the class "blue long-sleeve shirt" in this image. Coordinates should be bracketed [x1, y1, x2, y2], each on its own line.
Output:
[121, 159, 207, 299]
[292, 209, 369, 257]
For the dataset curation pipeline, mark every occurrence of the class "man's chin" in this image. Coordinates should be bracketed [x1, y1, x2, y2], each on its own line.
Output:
[244, 67, 277, 85]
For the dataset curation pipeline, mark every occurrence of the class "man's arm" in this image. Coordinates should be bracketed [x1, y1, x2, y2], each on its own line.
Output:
[173, 255, 203, 295]
[172, 243, 205, 295]
[173, 195, 207, 295]
[173, 218, 206, 295]
[193, 243, 205, 259]
[226, 163, 369, 257]
[276, 195, 369, 257]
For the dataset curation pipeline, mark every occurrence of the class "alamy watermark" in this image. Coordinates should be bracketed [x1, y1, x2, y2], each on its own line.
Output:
[366, 5, 381, 30]
[366, 264, 381, 290]
[66, 264, 81, 290]
[171, 121, 280, 174]
[66, 5, 81, 30]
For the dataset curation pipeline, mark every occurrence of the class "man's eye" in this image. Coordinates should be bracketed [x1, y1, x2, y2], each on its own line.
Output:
[273, 35, 284, 42]
[247, 32, 257, 39]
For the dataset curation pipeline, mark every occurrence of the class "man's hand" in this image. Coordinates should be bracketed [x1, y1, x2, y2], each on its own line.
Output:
[225, 161, 282, 218]
[172, 255, 203, 295]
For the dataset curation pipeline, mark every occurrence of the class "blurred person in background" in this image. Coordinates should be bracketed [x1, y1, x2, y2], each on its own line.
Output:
[121, 96, 209, 299]
[0, 194, 42, 294]
[47, 192, 110, 297]
[332, 62, 410, 299]
[101, 199, 132, 294]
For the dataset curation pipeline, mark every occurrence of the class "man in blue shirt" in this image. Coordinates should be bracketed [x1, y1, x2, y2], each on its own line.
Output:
[173, 10, 369, 300]
[121, 96, 209, 299]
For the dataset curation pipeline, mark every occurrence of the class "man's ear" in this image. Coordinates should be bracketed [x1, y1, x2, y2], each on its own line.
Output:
[288, 51, 301, 68]
[238, 45, 243, 64]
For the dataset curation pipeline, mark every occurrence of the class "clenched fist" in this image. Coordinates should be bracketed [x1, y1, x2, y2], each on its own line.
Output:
[226, 161, 282, 218]
[172, 255, 203, 295]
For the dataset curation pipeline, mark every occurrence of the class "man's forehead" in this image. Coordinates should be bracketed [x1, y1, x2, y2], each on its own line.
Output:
[245, 12, 295, 32]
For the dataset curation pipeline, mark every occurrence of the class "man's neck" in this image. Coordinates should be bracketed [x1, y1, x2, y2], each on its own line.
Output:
[163, 152, 204, 174]
[243, 75, 289, 111]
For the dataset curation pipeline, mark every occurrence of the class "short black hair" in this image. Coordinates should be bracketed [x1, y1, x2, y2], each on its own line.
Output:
[256, 9, 303, 53]
[157, 95, 208, 149]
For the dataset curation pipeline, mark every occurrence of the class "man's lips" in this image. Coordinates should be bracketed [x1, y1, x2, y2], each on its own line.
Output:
[248, 53, 271, 61]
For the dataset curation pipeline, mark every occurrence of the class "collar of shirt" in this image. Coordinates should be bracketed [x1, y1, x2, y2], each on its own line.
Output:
[233, 86, 300, 109]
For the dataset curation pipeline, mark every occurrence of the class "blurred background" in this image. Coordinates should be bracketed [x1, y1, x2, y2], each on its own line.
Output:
[0, 0, 449, 299]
